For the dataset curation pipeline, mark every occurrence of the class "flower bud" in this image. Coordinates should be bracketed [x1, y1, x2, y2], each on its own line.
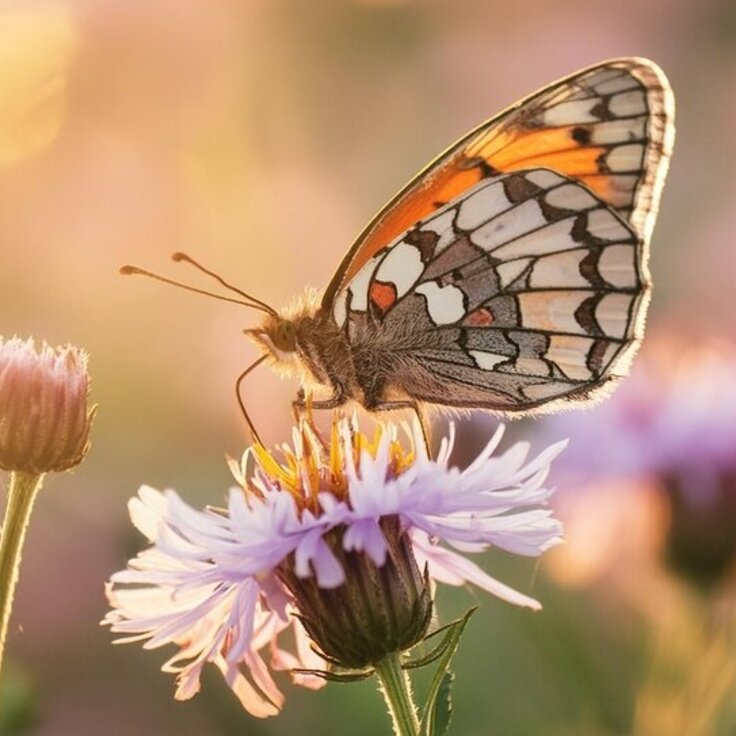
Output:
[279, 516, 432, 670]
[0, 337, 94, 474]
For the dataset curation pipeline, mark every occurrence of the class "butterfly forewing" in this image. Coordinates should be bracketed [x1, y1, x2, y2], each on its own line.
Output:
[463, 60, 673, 244]
[330, 168, 644, 410]
[323, 57, 673, 309]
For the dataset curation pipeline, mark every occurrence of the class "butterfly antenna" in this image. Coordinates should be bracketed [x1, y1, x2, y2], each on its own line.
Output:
[172, 252, 278, 317]
[236, 354, 269, 445]
[119, 265, 274, 314]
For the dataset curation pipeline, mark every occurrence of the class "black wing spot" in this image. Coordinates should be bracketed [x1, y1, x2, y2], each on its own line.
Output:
[579, 249, 607, 289]
[405, 229, 440, 262]
[571, 126, 592, 145]
[587, 338, 610, 374]
[459, 155, 500, 178]
[595, 150, 612, 174]
[590, 100, 613, 121]
[571, 212, 590, 243]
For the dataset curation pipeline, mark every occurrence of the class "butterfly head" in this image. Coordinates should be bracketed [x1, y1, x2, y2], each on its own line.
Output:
[269, 318, 297, 352]
[119, 253, 325, 383]
[244, 288, 324, 376]
[245, 315, 297, 361]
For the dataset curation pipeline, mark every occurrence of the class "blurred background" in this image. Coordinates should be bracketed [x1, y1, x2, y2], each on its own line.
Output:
[1, 0, 736, 733]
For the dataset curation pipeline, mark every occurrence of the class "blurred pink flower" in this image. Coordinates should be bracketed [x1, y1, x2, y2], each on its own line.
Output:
[0, 336, 94, 474]
[549, 336, 736, 485]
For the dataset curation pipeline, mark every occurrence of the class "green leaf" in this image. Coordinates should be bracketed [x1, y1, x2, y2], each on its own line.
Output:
[403, 624, 460, 670]
[0, 666, 37, 735]
[431, 671, 454, 736]
[291, 667, 374, 683]
[405, 607, 480, 671]
[419, 607, 476, 736]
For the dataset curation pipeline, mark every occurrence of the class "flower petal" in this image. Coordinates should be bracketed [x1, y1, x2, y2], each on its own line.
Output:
[411, 530, 542, 610]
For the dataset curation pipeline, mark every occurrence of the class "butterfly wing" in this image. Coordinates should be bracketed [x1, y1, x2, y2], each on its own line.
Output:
[333, 168, 647, 410]
[322, 57, 673, 311]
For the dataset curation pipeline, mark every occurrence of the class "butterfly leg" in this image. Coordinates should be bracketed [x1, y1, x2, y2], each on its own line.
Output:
[292, 387, 348, 431]
[293, 386, 347, 412]
[309, 394, 348, 410]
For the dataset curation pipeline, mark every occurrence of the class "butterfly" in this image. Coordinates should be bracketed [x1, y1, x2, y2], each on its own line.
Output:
[123, 57, 674, 443]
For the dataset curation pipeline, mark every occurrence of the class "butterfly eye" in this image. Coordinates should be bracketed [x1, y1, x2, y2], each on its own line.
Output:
[272, 321, 296, 352]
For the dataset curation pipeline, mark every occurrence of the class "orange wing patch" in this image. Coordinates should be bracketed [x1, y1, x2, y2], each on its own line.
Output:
[472, 126, 613, 198]
[369, 280, 398, 313]
[338, 127, 609, 289]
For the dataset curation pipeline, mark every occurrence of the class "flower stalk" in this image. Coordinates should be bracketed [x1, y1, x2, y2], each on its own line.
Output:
[0, 471, 44, 679]
[375, 651, 420, 736]
[0, 336, 94, 685]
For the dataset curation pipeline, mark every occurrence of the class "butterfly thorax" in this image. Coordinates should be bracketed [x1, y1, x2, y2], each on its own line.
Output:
[248, 301, 361, 401]
[250, 288, 472, 408]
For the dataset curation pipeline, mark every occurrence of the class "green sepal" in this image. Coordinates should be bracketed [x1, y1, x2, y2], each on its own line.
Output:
[291, 667, 374, 683]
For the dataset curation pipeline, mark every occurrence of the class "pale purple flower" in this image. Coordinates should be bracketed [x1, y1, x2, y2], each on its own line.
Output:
[104, 417, 565, 717]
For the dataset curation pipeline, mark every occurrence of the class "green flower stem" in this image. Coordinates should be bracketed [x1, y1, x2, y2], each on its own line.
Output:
[0, 471, 44, 683]
[375, 652, 420, 736]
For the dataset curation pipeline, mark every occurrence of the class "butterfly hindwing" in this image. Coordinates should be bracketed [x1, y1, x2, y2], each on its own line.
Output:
[323, 57, 673, 311]
[331, 168, 644, 411]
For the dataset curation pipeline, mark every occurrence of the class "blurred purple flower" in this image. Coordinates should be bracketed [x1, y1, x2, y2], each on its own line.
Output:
[549, 337, 736, 486]
[104, 417, 564, 717]
[547, 336, 736, 585]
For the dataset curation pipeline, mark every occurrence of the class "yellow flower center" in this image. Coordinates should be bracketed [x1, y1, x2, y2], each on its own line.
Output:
[246, 415, 415, 513]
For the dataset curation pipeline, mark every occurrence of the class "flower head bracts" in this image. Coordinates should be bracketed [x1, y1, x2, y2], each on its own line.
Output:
[105, 416, 565, 716]
[0, 336, 94, 473]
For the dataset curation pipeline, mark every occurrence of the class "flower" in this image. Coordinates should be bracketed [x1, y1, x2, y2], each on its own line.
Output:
[546, 335, 736, 587]
[548, 337, 736, 485]
[104, 417, 565, 717]
[0, 336, 94, 474]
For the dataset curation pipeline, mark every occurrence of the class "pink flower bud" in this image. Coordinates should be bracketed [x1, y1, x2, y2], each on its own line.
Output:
[0, 337, 94, 474]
